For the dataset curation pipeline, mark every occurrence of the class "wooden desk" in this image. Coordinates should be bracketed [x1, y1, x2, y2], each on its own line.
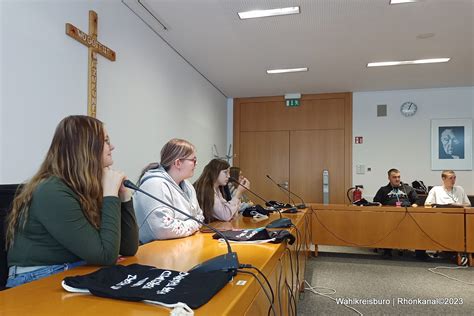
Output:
[464, 207, 474, 265]
[0, 209, 309, 315]
[310, 204, 465, 254]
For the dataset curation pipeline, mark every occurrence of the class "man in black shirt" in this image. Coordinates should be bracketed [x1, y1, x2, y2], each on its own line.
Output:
[373, 169, 428, 260]
[374, 168, 418, 207]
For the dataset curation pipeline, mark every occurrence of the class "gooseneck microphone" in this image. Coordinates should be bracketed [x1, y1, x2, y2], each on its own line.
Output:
[228, 177, 271, 205]
[399, 182, 412, 207]
[265, 174, 297, 207]
[228, 177, 292, 228]
[123, 180, 239, 275]
[266, 175, 306, 209]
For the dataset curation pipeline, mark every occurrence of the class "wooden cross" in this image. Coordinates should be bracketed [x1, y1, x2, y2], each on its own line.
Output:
[65, 11, 116, 117]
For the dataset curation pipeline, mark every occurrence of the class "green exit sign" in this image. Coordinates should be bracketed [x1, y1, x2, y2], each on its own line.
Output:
[286, 99, 300, 107]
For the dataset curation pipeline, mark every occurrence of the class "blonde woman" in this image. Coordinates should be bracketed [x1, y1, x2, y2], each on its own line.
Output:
[134, 139, 204, 243]
[6, 115, 138, 287]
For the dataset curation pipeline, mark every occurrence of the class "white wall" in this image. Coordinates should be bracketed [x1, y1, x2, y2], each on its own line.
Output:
[353, 87, 474, 199]
[226, 98, 233, 165]
[0, 0, 227, 184]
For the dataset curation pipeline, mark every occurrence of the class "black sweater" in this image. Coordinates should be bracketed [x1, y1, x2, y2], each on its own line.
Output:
[373, 183, 418, 206]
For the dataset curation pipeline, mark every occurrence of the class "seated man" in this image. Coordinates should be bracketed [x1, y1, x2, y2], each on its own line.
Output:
[373, 169, 425, 260]
[425, 170, 471, 207]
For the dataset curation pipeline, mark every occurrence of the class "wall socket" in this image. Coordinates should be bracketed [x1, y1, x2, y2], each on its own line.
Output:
[356, 164, 365, 174]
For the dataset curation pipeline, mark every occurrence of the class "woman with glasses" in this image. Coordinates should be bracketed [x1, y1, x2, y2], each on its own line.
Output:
[6, 115, 139, 287]
[133, 138, 204, 243]
[425, 170, 471, 207]
[194, 159, 250, 223]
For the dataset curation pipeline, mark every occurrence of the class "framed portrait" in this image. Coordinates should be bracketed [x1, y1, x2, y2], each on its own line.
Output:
[431, 118, 472, 170]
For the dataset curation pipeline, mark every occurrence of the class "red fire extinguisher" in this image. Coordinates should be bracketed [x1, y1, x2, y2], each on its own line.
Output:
[347, 185, 363, 203]
[353, 186, 362, 202]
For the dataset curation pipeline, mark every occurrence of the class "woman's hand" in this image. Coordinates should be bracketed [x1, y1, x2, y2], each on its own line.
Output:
[236, 178, 250, 196]
[102, 167, 126, 197]
[118, 180, 133, 202]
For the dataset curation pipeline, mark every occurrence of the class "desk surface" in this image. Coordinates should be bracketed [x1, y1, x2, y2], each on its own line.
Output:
[310, 204, 467, 251]
[310, 203, 469, 213]
[0, 210, 307, 315]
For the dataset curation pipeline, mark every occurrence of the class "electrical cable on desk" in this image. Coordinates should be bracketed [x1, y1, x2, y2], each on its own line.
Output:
[285, 279, 297, 316]
[237, 269, 277, 316]
[240, 264, 275, 316]
[428, 265, 474, 285]
[403, 206, 457, 251]
[290, 224, 302, 293]
[309, 207, 409, 247]
[285, 281, 293, 316]
[304, 280, 363, 315]
[285, 246, 299, 314]
[285, 248, 295, 299]
[277, 259, 283, 314]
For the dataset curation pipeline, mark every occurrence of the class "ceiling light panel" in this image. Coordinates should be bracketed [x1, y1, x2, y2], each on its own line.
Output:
[238, 6, 300, 19]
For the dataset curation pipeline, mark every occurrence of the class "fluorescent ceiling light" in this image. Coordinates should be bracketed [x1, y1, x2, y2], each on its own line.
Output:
[367, 58, 450, 67]
[390, 0, 417, 4]
[238, 7, 300, 20]
[267, 67, 308, 74]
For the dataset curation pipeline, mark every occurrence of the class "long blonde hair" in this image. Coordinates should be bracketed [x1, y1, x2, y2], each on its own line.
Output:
[138, 138, 195, 182]
[6, 115, 105, 248]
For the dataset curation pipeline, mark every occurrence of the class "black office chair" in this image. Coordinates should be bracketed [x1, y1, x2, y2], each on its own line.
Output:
[469, 195, 474, 206]
[0, 184, 21, 290]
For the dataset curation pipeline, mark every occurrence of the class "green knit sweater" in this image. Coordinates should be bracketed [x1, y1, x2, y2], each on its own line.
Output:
[8, 177, 139, 267]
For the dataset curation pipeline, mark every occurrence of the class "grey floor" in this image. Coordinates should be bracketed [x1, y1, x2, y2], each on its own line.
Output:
[297, 246, 474, 315]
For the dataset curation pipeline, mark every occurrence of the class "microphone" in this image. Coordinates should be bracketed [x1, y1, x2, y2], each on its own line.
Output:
[265, 175, 297, 207]
[229, 177, 292, 228]
[399, 182, 412, 207]
[228, 177, 271, 206]
[266, 174, 306, 209]
[123, 180, 239, 275]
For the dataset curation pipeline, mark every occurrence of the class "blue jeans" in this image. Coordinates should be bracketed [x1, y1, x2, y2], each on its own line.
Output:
[6, 261, 85, 288]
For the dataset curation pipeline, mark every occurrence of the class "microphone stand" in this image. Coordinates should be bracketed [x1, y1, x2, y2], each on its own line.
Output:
[229, 177, 292, 228]
[124, 180, 239, 275]
[266, 175, 306, 209]
[265, 175, 297, 207]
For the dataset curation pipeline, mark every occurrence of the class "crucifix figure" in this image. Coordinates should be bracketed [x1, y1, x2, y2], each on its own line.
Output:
[66, 11, 116, 117]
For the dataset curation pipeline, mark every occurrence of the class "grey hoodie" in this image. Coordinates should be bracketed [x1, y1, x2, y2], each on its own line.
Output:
[133, 166, 204, 243]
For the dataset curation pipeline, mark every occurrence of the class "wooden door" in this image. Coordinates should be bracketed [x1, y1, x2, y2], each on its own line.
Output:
[239, 131, 290, 203]
[234, 93, 352, 204]
[290, 130, 346, 204]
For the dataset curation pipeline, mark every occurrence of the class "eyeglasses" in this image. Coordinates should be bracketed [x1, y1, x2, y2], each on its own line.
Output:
[180, 157, 197, 165]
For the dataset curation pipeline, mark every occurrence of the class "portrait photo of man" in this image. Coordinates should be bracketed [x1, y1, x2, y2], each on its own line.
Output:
[438, 126, 465, 159]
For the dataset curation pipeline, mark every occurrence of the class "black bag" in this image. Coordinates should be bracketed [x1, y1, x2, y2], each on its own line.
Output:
[62, 264, 232, 310]
[412, 180, 428, 194]
[212, 228, 295, 245]
[241, 204, 270, 217]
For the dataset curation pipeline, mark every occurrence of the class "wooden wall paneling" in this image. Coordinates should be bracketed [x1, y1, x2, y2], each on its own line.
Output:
[239, 131, 290, 203]
[290, 130, 346, 203]
[234, 93, 352, 205]
[289, 98, 345, 130]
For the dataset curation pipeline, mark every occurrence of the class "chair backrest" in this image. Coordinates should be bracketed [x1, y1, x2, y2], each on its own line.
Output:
[469, 195, 474, 207]
[0, 184, 21, 289]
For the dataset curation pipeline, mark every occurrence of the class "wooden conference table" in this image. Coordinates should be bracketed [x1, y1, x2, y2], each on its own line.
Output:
[311, 203, 474, 265]
[0, 209, 310, 315]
